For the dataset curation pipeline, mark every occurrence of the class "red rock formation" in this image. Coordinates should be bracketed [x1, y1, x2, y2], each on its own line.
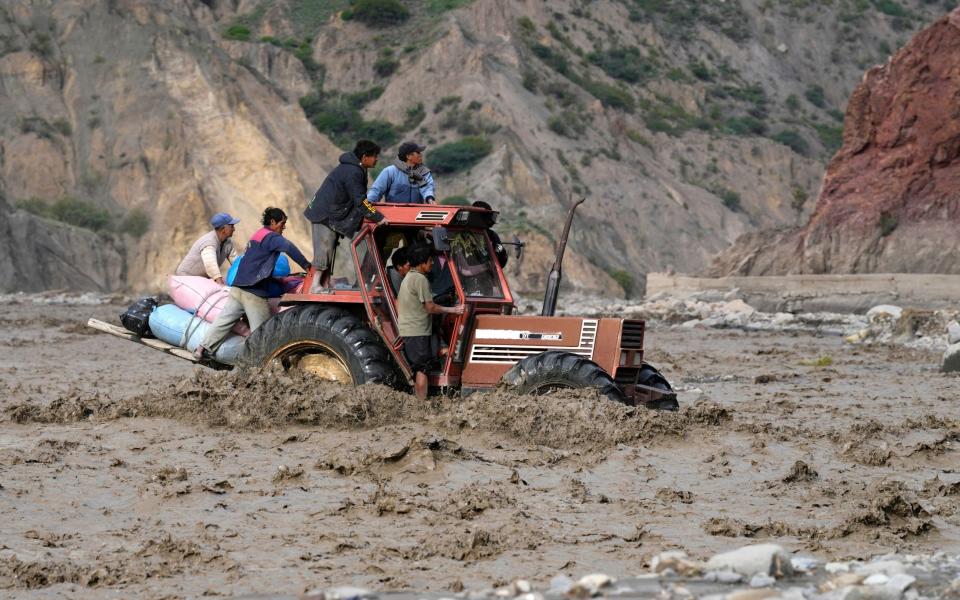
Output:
[709, 8, 960, 276]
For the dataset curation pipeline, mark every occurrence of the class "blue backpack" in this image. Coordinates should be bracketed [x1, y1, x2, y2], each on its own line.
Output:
[225, 254, 290, 286]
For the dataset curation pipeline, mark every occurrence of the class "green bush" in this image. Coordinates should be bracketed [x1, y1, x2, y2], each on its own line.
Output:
[805, 84, 826, 108]
[427, 0, 471, 13]
[580, 78, 634, 112]
[300, 89, 399, 149]
[120, 208, 151, 238]
[373, 55, 399, 77]
[608, 269, 635, 297]
[772, 129, 809, 155]
[547, 113, 583, 138]
[689, 60, 712, 81]
[429, 137, 493, 174]
[404, 102, 425, 130]
[19, 197, 113, 231]
[588, 46, 657, 83]
[725, 115, 767, 136]
[879, 211, 897, 236]
[351, 0, 410, 27]
[52, 118, 72, 137]
[815, 123, 843, 154]
[873, 0, 908, 17]
[442, 195, 471, 205]
[717, 188, 742, 211]
[224, 25, 251, 41]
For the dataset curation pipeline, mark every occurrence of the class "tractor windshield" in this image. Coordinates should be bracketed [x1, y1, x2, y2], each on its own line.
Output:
[449, 231, 504, 299]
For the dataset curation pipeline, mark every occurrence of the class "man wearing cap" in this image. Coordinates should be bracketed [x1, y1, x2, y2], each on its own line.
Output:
[175, 212, 240, 284]
[367, 141, 436, 204]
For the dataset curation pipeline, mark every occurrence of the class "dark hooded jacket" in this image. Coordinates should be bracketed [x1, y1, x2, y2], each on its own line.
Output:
[233, 227, 311, 298]
[304, 152, 385, 236]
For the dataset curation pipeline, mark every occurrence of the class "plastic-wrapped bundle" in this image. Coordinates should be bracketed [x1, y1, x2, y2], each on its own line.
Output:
[167, 275, 250, 336]
[148, 304, 245, 365]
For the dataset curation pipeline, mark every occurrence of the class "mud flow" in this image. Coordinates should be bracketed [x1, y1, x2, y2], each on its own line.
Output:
[0, 301, 958, 597]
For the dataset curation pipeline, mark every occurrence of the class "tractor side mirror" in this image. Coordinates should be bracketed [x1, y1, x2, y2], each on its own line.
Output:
[512, 235, 525, 260]
[432, 226, 451, 252]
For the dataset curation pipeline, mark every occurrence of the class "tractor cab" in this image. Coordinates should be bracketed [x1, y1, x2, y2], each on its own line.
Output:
[287, 203, 514, 389]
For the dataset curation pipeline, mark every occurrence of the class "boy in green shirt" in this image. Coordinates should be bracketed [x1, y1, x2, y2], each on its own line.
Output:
[397, 244, 464, 399]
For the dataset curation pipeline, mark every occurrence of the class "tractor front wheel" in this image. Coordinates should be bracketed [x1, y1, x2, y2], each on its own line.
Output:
[500, 350, 626, 404]
[237, 305, 399, 387]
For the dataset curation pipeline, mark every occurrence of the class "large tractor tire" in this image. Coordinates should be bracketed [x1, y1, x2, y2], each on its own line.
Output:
[237, 305, 399, 387]
[500, 350, 626, 404]
[636, 362, 679, 411]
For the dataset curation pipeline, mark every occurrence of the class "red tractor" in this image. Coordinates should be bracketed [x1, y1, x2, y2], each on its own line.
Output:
[237, 202, 676, 409]
[91, 202, 676, 409]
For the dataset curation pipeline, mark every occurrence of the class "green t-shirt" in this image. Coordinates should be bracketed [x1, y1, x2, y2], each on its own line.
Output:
[397, 270, 433, 337]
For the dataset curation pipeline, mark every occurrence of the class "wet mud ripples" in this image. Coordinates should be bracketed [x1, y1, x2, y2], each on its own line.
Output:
[0, 302, 958, 597]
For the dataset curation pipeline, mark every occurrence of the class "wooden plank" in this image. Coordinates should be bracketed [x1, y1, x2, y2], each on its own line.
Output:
[87, 318, 200, 363]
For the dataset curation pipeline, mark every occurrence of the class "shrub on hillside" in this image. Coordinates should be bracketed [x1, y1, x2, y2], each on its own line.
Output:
[772, 129, 809, 156]
[429, 137, 493, 174]
[224, 25, 251, 41]
[19, 197, 113, 231]
[588, 46, 656, 83]
[120, 209, 151, 238]
[300, 89, 399, 149]
[349, 0, 410, 27]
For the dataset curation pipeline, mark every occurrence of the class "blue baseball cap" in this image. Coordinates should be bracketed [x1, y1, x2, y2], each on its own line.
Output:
[210, 212, 240, 228]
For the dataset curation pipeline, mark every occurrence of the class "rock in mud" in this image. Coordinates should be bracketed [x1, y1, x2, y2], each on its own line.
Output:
[651, 550, 704, 576]
[312, 586, 376, 600]
[706, 544, 794, 579]
[567, 573, 613, 598]
[942, 342, 960, 373]
[948, 321, 960, 345]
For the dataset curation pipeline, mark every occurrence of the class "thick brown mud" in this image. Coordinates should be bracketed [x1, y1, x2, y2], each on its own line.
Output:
[0, 301, 958, 598]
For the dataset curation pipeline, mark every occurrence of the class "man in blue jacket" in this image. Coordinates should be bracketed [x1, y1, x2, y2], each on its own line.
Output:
[367, 141, 436, 204]
[195, 207, 311, 358]
[305, 140, 388, 293]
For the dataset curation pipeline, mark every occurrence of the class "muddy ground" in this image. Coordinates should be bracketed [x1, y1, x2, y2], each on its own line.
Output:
[0, 299, 958, 599]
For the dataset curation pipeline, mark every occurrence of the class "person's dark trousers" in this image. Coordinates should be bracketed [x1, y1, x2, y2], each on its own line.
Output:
[310, 223, 340, 292]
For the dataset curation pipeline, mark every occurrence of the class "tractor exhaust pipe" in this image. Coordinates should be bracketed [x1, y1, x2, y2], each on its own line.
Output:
[541, 197, 585, 316]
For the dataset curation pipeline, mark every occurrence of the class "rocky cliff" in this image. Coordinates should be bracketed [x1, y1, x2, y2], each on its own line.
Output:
[0, 0, 951, 294]
[709, 7, 960, 277]
[0, 190, 124, 293]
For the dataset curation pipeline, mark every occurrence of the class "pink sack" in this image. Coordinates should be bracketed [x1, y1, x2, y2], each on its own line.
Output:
[168, 275, 282, 337]
[168, 275, 251, 336]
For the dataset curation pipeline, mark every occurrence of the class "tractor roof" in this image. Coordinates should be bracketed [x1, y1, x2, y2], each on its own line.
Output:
[374, 203, 496, 227]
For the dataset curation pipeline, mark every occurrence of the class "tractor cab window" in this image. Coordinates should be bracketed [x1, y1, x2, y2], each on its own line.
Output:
[449, 231, 503, 299]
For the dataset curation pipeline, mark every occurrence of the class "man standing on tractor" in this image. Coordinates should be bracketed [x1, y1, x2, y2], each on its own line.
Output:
[174, 212, 240, 284]
[367, 141, 435, 204]
[304, 140, 389, 294]
[398, 244, 464, 399]
[195, 207, 311, 360]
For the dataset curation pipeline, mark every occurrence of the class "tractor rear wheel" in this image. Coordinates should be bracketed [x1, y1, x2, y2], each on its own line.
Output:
[500, 350, 626, 404]
[237, 305, 398, 387]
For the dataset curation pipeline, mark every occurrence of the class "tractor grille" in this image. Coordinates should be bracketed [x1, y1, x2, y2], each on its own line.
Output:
[469, 319, 598, 363]
[415, 210, 451, 222]
[621, 320, 645, 349]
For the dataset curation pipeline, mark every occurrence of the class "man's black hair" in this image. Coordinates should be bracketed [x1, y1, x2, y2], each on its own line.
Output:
[262, 207, 287, 226]
[407, 244, 433, 269]
[353, 139, 381, 160]
[391, 246, 410, 267]
[471, 200, 492, 210]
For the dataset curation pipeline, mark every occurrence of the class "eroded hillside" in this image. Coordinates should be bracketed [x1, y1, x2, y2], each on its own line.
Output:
[0, 0, 951, 294]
